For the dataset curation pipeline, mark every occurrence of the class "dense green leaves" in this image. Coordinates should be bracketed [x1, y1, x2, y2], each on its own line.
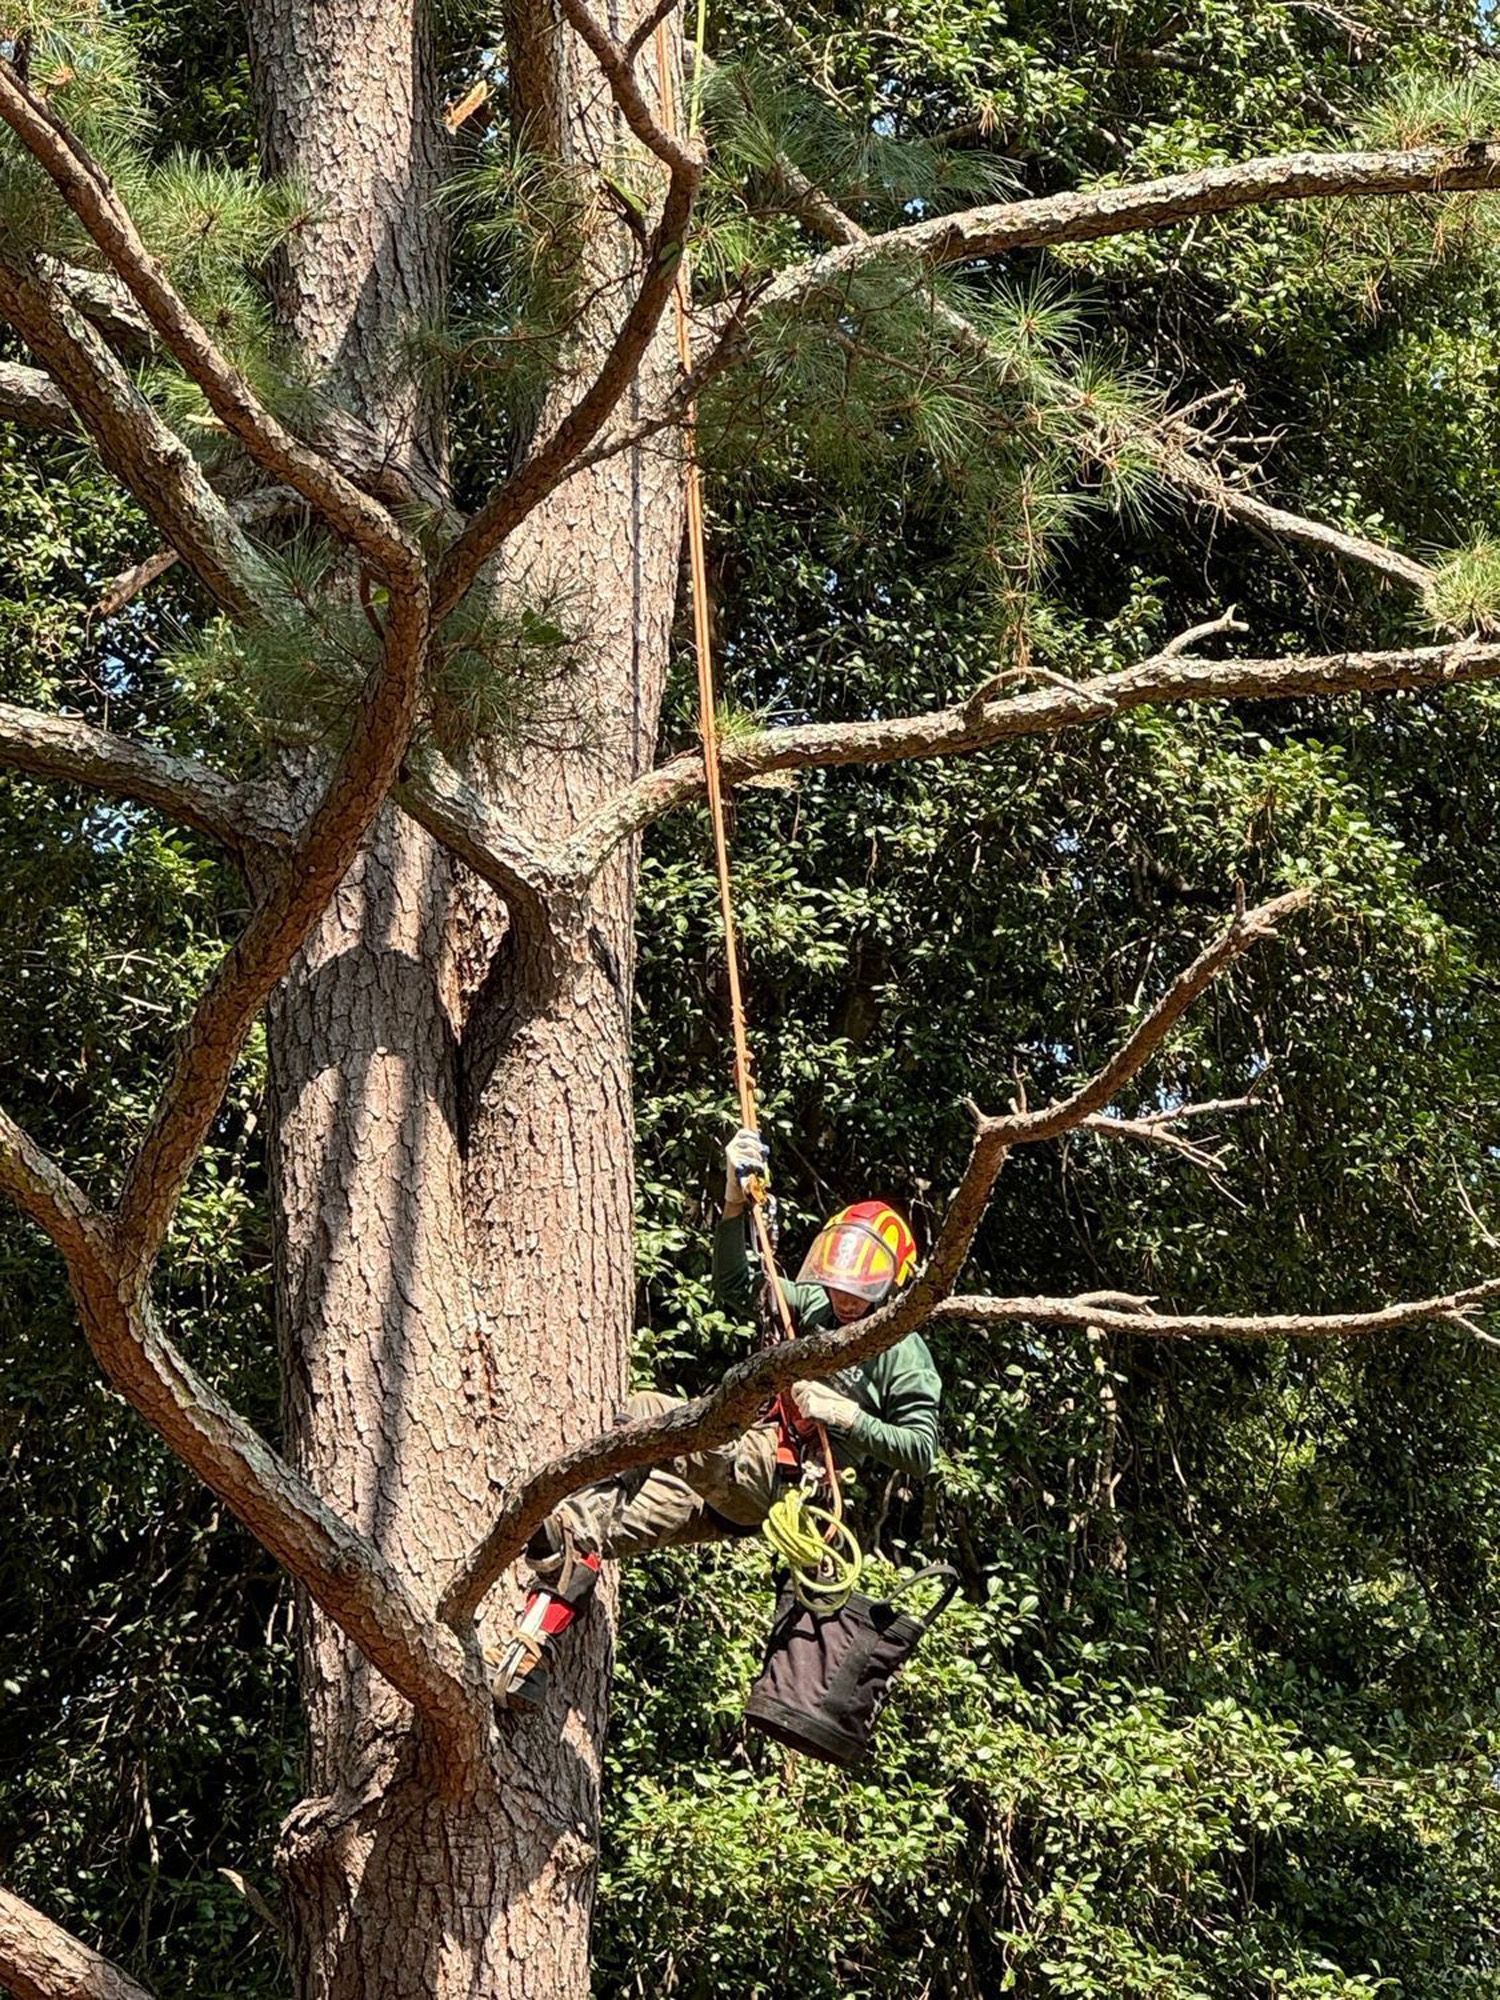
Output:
[4, 0, 1500, 1993]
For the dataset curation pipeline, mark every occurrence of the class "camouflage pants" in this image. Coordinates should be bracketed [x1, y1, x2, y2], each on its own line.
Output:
[554, 1390, 779, 1559]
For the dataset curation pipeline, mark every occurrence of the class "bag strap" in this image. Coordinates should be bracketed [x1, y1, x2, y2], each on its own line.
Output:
[886, 1563, 961, 1630]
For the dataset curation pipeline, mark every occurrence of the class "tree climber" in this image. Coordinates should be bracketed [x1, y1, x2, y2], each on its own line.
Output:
[488, 1130, 944, 1714]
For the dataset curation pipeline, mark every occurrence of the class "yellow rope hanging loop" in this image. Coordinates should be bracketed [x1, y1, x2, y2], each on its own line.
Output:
[653, 23, 859, 1611]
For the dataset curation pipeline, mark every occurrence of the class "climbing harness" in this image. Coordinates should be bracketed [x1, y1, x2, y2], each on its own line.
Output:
[654, 23, 860, 1615]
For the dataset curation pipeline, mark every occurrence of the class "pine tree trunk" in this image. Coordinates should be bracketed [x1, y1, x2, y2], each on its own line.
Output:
[247, 1, 686, 1993]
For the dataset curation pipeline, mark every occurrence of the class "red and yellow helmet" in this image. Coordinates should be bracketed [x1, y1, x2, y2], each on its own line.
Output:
[796, 1200, 918, 1304]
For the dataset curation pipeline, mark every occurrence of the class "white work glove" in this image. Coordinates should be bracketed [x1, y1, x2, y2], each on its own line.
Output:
[790, 1378, 862, 1435]
[723, 1127, 769, 1213]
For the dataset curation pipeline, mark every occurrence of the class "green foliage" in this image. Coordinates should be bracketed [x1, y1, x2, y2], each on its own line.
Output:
[1358, 68, 1500, 149]
[1424, 532, 1500, 633]
[415, 147, 594, 436]
[6, 0, 1500, 1996]
[701, 57, 1018, 223]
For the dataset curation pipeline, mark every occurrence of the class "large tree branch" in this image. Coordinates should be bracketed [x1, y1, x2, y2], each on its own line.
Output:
[0, 1883, 154, 2000]
[0, 61, 421, 588]
[395, 753, 579, 960]
[441, 890, 1301, 1623]
[114, 578, 430, 1275]
[939, 1277, 1500, 1339]
[757, 142, 1500, 307]
[0, 1104, 104, 1274]
[0, 1111, 483, 1766]
[73, 1285, 481, 1756]
[431, 0, 704, 620]
[0, 261, 265, 619]
[0, 701, 296, 861]
[562, 637, 1500, 880]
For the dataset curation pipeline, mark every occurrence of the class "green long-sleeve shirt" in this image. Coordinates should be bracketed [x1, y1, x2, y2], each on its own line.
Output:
[713, 1215, 942, 1478]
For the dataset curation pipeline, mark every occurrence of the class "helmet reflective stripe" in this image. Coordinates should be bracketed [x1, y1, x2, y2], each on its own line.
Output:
[796, 1201, 918, 1302]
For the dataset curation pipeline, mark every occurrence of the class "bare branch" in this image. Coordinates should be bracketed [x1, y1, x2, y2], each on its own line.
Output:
[562, 301, 751, 478]
[443, 891, 1299, 1622]
[1156, 607, 1248, 658]
[0, 260, 265, 619]
[0, 700, 296, 861]
[0, 60, 421, 587]
[115, 579, 431, 1276]
[0, 1882, 154, 2000]
[1002, 890, 1311, 1143]
[0, 1098, 482, 1760]
[756, 142, 1500, 307]
[1158, 437, 1435, 593]
[1079, 1087, 1260, 1169]
[939, 1276, 1500, 1340]
[563, 638, 1500, 879]
[432, 1, 704, 619]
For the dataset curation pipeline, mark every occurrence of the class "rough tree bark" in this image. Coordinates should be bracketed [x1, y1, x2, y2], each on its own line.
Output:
[7, 3, 1500, 1995]
[246, 3, 684, 1994]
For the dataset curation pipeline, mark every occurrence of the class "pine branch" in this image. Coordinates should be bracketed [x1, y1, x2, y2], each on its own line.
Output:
[0, 700, 297, 860]
[432, 0, 705, 619]
[48, 260, 155, 355]
[939, 1279, 1500, 1339]
[0, 355, 76, 431]
[0, 1102, 102, 1273]
[0, 1881, 154, 2000]
[0, 1100, 483, 1767]
[113, 573, 430, 1276]
[395, 752, 578, 964]
[442, 890, 1300, 1623]
[0, 259, 266, 619]
[562, 638, 1500, 880]
[757, 141, 1500, 303]
[1158, 434, 1434, 593]
[0, 57, 422, 588]
[760, 151, 1438, 599]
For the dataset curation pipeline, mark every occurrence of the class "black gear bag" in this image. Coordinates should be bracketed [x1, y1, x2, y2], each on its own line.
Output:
[744, 1564, 960, 1767]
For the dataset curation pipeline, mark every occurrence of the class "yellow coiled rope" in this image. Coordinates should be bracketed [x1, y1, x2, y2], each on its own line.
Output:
[762, 1487, 863, 1612]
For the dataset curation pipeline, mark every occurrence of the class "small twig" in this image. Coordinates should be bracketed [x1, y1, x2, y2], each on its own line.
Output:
[1154, 606, 1247, 661]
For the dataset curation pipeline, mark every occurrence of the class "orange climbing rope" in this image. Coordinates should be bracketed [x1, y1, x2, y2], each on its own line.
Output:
[652, 25, 843, 1520]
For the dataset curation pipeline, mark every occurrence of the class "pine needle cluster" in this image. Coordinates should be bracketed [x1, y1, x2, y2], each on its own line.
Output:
[673, 63, 1168, 639]
[164, 532, 577, 762]
[708, 244, 1163, 625]
[411, 145, 596, 447]
[1297, 68, 1500, 309]
[1, 7, 309, 412]
[1425, 534, 1500, 634]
